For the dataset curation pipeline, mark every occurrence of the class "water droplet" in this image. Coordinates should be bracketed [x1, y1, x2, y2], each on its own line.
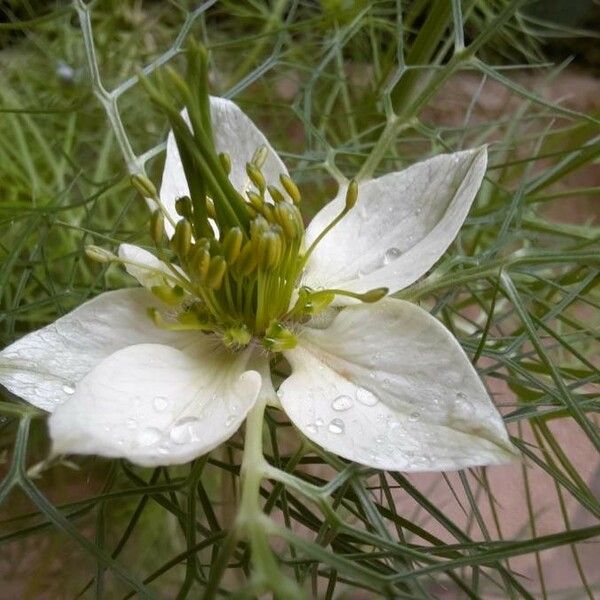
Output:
[415, 207, 422, 215]
[328, 418, 344, 434]
[332, 395, 354, 411]
[125, 418, 138, 429]
[306, 423, 318, 434]
[356, 387, 379, 406]
[454, 392, 474, 418]
[62, 384, 75, 395]
[387, 418, 400, 430]
[139, 427, 162, 447]
[153, 396, 168, 412]
[383, 247, 402, 265]
[382, 378, 391, 389]
[408, 412, 420, 422]
[315, 417, 324, 427]
[170, 417, 200, 445]
[225, 415, 237, 427]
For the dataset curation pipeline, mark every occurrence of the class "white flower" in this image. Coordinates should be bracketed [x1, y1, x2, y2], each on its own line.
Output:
[0, 96, 518, 471]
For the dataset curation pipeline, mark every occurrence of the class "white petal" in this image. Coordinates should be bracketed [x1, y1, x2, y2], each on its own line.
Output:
[159, 98, 288, 231]
[279, 299, 517, 472]
[0, 289, 196, 412]
[301, 148, 487, 301]
[118, 243, 185, 289]
[49, 342, 261, 467]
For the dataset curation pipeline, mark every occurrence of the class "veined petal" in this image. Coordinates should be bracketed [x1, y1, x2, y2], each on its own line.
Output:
[118, 243, 185, 289]
[49, 342, 261, 467]
[0, 289, 196, 412]
[279, 299, 517, 472]
[301, 148, 487, 301]
[159, 98, 288, 229]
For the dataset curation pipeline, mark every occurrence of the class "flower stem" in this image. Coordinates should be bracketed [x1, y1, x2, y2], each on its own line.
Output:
[204, 398, 304, 598]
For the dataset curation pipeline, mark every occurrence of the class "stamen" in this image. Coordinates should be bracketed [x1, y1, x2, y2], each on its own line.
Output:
[246, 162, 266, 194]
[301, 179, 358, 266]
[279, 173, 301, 205]
[85, 245, 116, 263]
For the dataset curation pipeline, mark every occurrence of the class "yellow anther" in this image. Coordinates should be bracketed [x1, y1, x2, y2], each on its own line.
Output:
[131, 174, 158, 199]
[218, 152, 232, 175]
[267, 185, 285, 204]
[85, 245, 115, 263]
[206, 256, 227, 289]
[273, 203, 303, 239]
[279, 173, 301, 205]
[206, 197, 216, 219]
[246, 162, 266, 194]
[251, 145, 268, 169]
[223, 227, 244, 264]
[191, 247, 211, 281]
[258, 230, 282, 270]
[150, 209, 165, 243]
[175, 196, 192, 219]
[150, 284, 185, 306]
[172, 219, 193, 258]
[345, 179, 359, 211]
[247, 191, 264, 211]
[235, 240, 259, 277]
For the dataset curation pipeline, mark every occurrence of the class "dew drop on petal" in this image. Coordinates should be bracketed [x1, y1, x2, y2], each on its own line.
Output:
[170, 416, 200, 445]
[408, 412, 420, 422]
[356, 387, 379, 406]
[139, 427, 162, 447]
[62, 384, 75, 395]
[225, 415, 237, 427]
[315, 417, 324, 427]
[306, 423, 318, 434]
[125, 418, 138, 429]
[328, 418, 345, 434]
[332, 395, 354, 412]
[153, 396, 168, 412]
[383, 247, 402, 265]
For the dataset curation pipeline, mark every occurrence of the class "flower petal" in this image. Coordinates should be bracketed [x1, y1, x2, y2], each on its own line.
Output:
[0, 289, 195, 412]
[49, 342, 261, 467]
[159, 98, 288, 230]
[279, 299, 517, 472]
[118, 243, 185, 289]
[301, 148, 487, 301]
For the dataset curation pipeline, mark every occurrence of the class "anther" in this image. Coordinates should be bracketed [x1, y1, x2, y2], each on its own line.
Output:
[131, 174, 158, 200]
[246, 162, 266, 194]
[172, 219, 193, 258]
[85, 245, 116, 263]
[279, 173, 301, 205]
[175, 196, 192, 219]
[267, 185, 285, 204]
[251, 145, 268, 169]
[150, 209, 165, 243]
[273, 203, 303, 239]
[218, 152, 232, 175]
[206, 256, 227, 289]
[345, 179, 358, 211]
[247, 191, 264, 211]
[223, 227, 244, 264]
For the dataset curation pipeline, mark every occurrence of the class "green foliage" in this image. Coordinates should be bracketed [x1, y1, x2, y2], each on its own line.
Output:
[0, 1, 598, 598]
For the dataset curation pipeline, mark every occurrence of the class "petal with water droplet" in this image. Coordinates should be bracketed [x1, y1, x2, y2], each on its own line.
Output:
[302, 147, 488, 302]
[280, 298, 518, 472]
[0, 289, 196, 412]
[49, 342, 261, 467]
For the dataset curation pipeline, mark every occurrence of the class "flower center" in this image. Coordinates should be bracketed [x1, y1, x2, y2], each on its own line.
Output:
[86, 40, 387, 352]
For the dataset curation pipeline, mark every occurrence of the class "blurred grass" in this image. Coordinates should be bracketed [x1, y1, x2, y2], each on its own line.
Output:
[0, 1, 598, 598]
